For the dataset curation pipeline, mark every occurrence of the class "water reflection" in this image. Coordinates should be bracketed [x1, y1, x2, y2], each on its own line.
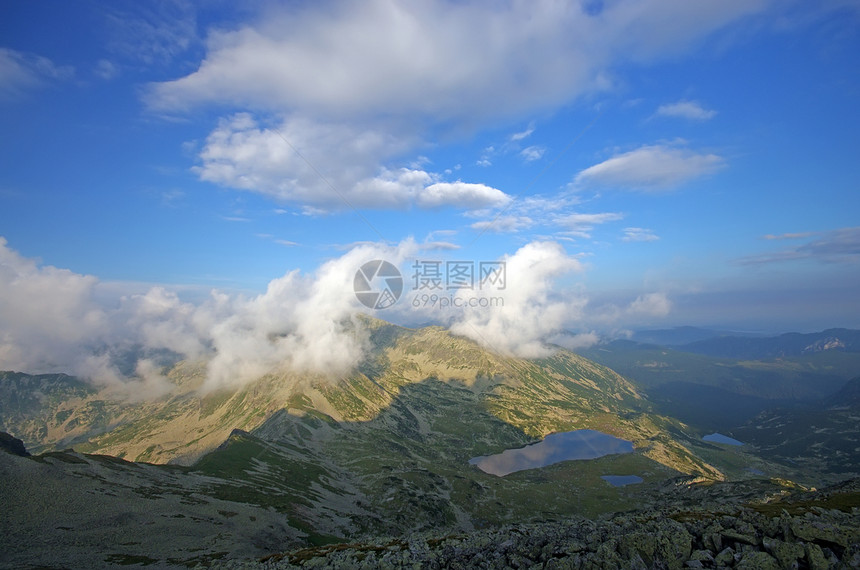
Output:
[469, 429, 634, 477]
[601, 475, 643, 487]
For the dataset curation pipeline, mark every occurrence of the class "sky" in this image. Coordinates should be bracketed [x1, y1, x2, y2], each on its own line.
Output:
[1, 1, 859, 391]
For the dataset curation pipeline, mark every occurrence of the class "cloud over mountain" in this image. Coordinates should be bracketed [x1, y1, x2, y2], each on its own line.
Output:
[0, 237, 586, 396]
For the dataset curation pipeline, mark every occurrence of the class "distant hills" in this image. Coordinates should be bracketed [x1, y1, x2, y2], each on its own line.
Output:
[679, 328, 860, 359]
[577, 328, 860, 432]
[630, 326, 763, 346]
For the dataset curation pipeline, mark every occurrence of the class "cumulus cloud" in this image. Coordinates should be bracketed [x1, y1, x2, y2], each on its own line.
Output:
[195, 113, 508, 211]
[416, 182, 511, 209]
[147, 0, 771, 121]
[0, 237, 107, 374]
[146, 0, 771, 211]
[0, 236, 418, 397]
[574, 143, 724, 191]
[0, 48, 74, 100]
[448, 241, 585, 358]
[655, 100, 716, 120]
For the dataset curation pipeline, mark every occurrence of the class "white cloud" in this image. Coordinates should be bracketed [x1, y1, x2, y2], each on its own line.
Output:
[520, 146, 546, 162]
[0, 237, 108, 374]
[574, 143, 724, 191]
[655, 100, 716, 120]
[555, 212, 624, 238]
[471, 216, 534, 233]
[147, 0, 771, 121]
[584, 291, 673, 326]
[146, 0, 772, 211]
[417, 182, 511, 209]
[628, 292, 672, 317]
[195, 113, 508, 211]
[509, 123, 535, 142]
[0, 48, 74, 100]
[548, 331, 601, 350]
[0, 236, 419, 397]
[449, 241, 585, 358]
[622, 227, 660, 242]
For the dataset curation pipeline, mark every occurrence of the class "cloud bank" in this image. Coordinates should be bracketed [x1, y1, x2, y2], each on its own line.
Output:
[0, 236, 588, 396]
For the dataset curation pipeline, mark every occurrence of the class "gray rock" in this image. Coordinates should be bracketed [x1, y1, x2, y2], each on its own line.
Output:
[804, 543, 829, 570]
[714, 546, 735, 567]
[762, 536, 804, 567]
[735, 551, 779, 569]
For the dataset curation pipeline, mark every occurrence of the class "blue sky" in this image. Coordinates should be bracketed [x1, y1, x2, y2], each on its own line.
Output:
[1, 0, 860, 385]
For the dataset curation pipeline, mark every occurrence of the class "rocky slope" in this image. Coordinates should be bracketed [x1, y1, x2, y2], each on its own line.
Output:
[214, 480, 860, 569]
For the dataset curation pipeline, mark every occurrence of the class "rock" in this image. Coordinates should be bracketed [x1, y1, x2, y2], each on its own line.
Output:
[804, 543, 829, 570]
[0, 431, 29, 456]
[735, 551, 779, 569]
[721, 529, 759, 546]
[843, 543, 860, 568]
[714, 546, 735, 567]
[762, 536, 804, 567]
[791, 517, 856, 548]
[704, 531, 723, 552]
[689, 549, 714, 564]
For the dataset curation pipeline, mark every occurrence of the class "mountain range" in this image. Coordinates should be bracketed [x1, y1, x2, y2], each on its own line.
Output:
[1, 319, 858, 567]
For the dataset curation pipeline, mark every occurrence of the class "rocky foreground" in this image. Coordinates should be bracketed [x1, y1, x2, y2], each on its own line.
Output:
[214, 485, 860, 570]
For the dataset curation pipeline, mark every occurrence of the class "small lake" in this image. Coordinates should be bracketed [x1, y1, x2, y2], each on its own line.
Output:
[469, 429, 634, 477]
[601, 475, 643, 487]
[703, 433, 744, 446]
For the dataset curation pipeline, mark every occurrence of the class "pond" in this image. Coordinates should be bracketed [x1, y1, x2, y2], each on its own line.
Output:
[469, 429, 634, 477]
[702, 432, 744, 446]
[601, 475, 643, 487]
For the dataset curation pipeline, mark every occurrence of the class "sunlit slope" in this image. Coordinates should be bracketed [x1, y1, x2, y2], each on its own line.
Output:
[0, 318, 720, 478]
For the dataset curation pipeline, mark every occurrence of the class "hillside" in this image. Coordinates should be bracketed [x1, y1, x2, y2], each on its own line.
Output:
[3, 434, 857, 568]
[733, 377, 860, 477]
[576, 339, 858, 432]
[0, 319, 719, 476]
[2, 320, 859, 566]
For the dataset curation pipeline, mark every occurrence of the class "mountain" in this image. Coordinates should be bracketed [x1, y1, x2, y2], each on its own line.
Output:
[733, 377, 860, 477]
[679, 328, 860, 359]
[1, 320, 718, 476]
[575, 338, 857, 432]
[630, 326, 762, 346]
[3, 319, 860, 567]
